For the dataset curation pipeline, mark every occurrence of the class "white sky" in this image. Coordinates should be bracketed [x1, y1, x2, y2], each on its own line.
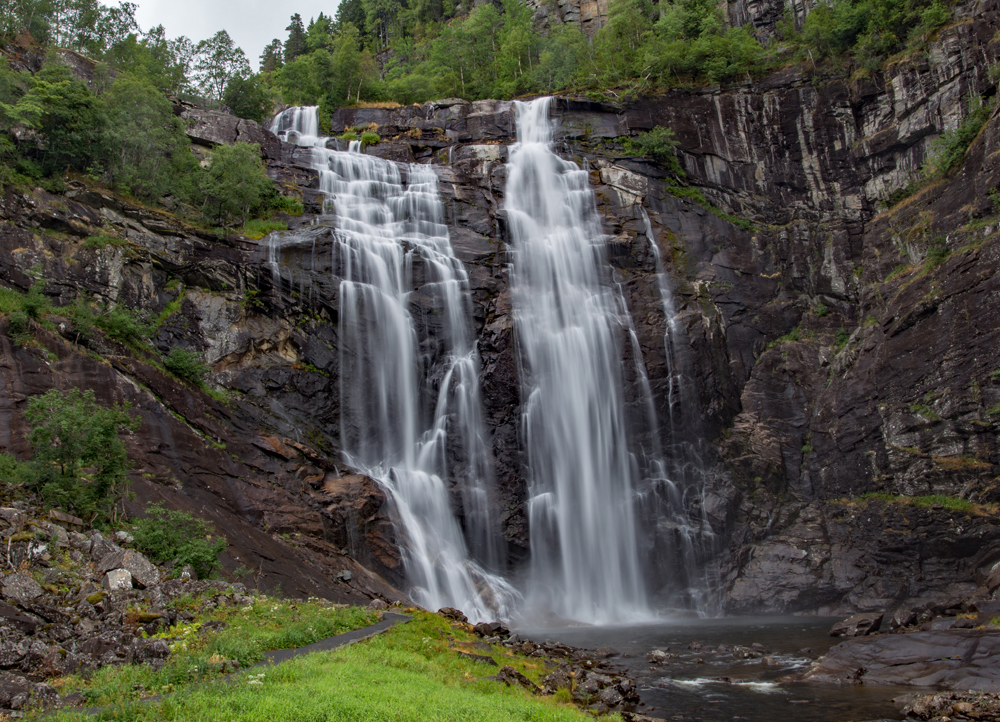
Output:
[132, 0, 339, 70]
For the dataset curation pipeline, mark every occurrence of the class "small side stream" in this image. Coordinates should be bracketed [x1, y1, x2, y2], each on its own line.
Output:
[516, 617, 905, 721]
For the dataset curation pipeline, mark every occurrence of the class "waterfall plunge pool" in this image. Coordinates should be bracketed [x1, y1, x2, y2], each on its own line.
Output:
[515, 616, 906, 721]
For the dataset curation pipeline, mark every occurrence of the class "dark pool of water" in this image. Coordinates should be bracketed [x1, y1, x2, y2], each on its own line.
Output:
[515, 616, 906, 722]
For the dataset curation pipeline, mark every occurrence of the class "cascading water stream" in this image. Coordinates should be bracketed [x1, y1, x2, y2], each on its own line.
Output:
[270, 107, 515, 621]
[505, 98, 650, 623]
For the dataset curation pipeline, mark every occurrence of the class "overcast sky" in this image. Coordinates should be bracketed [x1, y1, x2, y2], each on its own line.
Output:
[132, 0, 338, 70]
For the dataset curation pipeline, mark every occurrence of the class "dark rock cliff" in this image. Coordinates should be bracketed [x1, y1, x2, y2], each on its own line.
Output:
[3, 0, 1000, 616]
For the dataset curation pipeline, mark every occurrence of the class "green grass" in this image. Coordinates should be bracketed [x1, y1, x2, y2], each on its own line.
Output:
[43, 611, 595, 722]
[856, 492, 979, 513]
[83, 234, 129, 249]
[0, 285, 26, 315]
[242, 219, 289, 240]
[47, 597, 377, 711]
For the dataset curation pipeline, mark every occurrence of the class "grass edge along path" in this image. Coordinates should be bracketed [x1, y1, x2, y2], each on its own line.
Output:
[48, 612, 413, 718]
[41, 610, 604, 722]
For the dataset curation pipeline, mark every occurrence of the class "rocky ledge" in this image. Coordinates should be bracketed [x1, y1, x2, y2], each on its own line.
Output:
[0, 499, 323, 715]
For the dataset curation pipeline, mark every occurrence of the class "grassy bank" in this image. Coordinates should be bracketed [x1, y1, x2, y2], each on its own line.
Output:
[41, 609, 599, 722]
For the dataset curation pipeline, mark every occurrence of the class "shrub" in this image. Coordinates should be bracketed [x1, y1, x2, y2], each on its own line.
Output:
[83, 234, 128, 249]
[271, 195, 304, 216]
[359, 131, 380, 147]
[130, 504, 227, 578]
[93, 305, 152, 347]
[922, 96, 994, 179]
[622, 126, 683, 175]
[199, 143, 275, 228]
[814, 301, 829, 317]
[242, 219, 288, 239]
[834, 326, 849, 349]
[163, 348, 209, 385]
[21, 281, 49, 319]
[23, 388, 137, 523]
[8, 309, 30, 344]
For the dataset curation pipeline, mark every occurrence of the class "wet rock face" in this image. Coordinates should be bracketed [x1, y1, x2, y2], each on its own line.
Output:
[804, 630, 1000, 691]
[4, 0, 1000, 618]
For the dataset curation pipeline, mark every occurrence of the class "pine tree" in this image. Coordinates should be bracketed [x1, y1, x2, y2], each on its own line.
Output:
[260, 38, 284, 72]
[284, 13, 307, 63]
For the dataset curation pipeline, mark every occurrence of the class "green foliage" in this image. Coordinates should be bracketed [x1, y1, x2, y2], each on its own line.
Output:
[271, 194, 304, 216]
[163, 348, 209, 385]
[834, 326, 850, 349]
[926, 237, 950, 265]
[200, 143, 275, 227]
[222, 74, 273, 123]
[93, 305, 152, 346]
[130, 504, 227, 578]
[359, 130, 380, 146]
[922, 95, 994, 179]
[621, 126, 683, 175]
[4, 63, 106, 176]
[813, 301, 829, 317]
[193, 30, 251, 101]
[23, 388, 137, 523]
[102, 74, 199, 202]
[242, 219, 288, 239]
[0, 281, 47, 345]
[83, 233, 127, 249]
[858, 492, 978, 513]
[50, 599, 378, 710]
[48, 610, 587, 722]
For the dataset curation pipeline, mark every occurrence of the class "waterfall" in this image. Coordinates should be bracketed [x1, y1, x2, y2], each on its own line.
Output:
[505, 98, 650, 623]
[270, 107, 515, 621]
[639, 207, 719, 615]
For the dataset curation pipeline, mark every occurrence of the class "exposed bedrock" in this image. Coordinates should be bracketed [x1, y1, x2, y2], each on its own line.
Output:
[2, 0, 1000, 614]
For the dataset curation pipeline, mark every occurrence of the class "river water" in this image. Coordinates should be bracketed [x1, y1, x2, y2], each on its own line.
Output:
[517, 617, 904, 721]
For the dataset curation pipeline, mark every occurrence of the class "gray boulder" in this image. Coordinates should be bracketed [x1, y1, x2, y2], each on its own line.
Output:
[1, 575, 42, 606]
[97, 550, 160, 589]
[102, 569, 132, 591]
[805, 630, 1000, 691]
[830, 612, 883, 637]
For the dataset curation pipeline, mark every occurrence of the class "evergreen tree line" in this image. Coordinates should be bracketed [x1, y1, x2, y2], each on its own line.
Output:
[258, 0, 956, 111]
[0, 0, 959, 209]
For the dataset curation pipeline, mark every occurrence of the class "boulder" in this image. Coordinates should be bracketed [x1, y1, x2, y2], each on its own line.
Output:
[1, 574, 42, 606]
[830, 612, 883, 637]
[367, 598, 389, 611]
[805, 630, 1000, 691]
[437, 607, 468, 623]
[88, 534, 120, 561]
[473, 621, 510, 638]
[114, 531, 134, 545]
[97, 550, 160, 589]
[102, 569, 132, 591]
[0, 510, 25, 535]
[889, 607, 919, 630]
[47, 510, 83, 529]
[494, 665, 540, 693]
[0, 602, 37, 634]
[599, 685, 624, 707]
[973, 600, 1000, 616]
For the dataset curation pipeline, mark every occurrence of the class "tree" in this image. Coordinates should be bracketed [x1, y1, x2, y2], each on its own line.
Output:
[102, 73, 197, 201]
[306, 12, 334, 51]
[259, 38, 284, 73]
[200, 142, 274, 227]
[284, 13, 307, 63]
[131, 504, 227, 578]
[23, 387, 138, 523]
[334, 0, 370, 43]
[193, 30, 250, 101]
[7, 63, 106, 175]
[223, 73, 272, 123]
